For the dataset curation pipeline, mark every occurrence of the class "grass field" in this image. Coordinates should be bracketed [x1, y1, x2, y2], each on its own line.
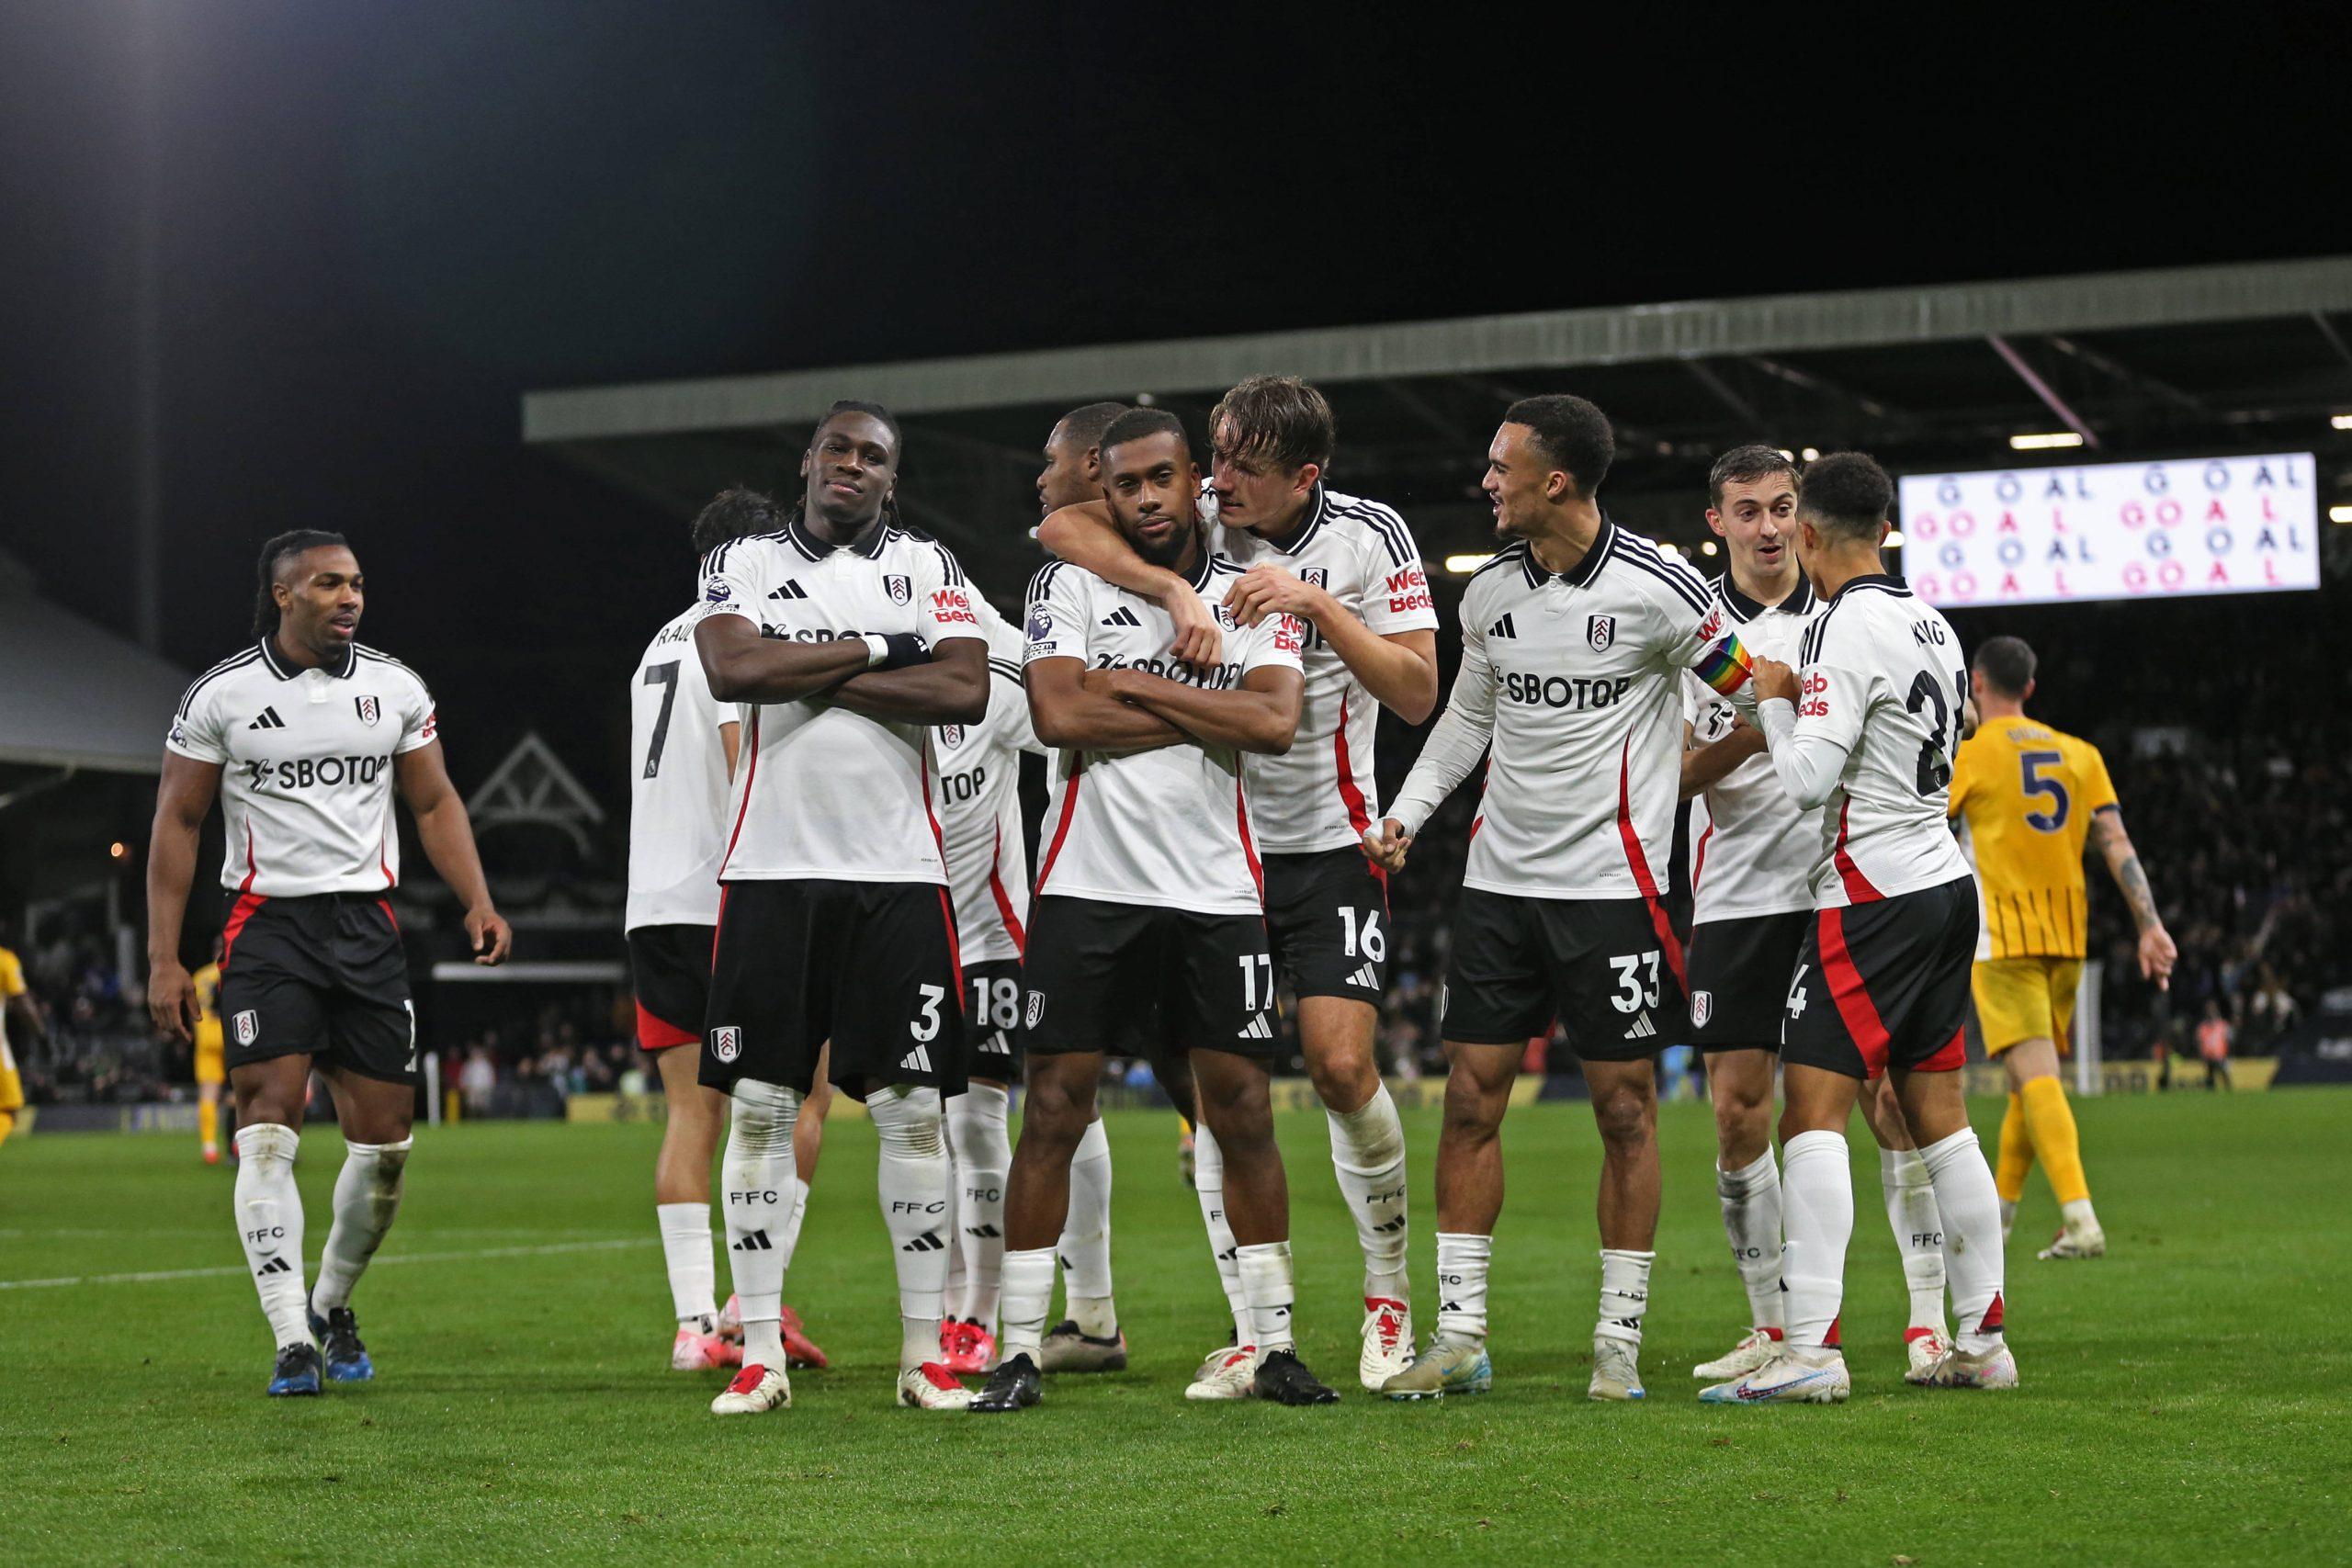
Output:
[4, 1089, 2348, 1565]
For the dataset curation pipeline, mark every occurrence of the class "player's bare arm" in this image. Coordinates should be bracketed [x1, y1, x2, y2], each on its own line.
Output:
[1027, 655, 1186, 754]
[1228, 565, 1439, 724]
[1100, 662, 1305, 756]
[1679, 715, 1765, 801]
[694, 613, 877, 704]
[394, 742, 512, 965]
[1037, 501, 1222, 667]
[2087, 805, 2177, 987]
[144, 749, 222, 1043]
[830, 635, 989, 726]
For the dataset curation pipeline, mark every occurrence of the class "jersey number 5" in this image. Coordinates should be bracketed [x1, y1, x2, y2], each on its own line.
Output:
[2018, 750, 2070, 832]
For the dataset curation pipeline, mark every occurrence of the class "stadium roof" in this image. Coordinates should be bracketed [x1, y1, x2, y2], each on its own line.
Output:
[522, 255, 2352, 596]
[0, 552, 189, 774]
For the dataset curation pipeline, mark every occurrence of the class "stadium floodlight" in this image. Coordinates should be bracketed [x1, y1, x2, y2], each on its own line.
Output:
[1775, 448, 1795, 460]
[1883, 528, 1905, 547]
[1701, 540, 1719, 556]
[1444, 552, 1495, 574]
[2010, 431, 2086, 450]
[2331, 504, 2352, 525]
[2332, 413, 2352, 431]
[1801, 446, 1821, 461]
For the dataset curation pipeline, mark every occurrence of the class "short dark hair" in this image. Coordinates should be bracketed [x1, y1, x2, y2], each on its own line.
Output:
[691, 488, 786, 556]
[1708, 443, 1799, 510]
[1210, 375, 1335, 473]
[1503, 394, 1612, 497]
[1054, 401, 1129, 453]
[1973, 635, 2037, 699]
[1097, 407, 1190, 464]
[252, 529, 350, 637]
[1796, 451, 1894, 539]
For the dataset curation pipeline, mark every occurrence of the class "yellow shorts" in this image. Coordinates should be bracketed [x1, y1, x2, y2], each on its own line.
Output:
[195, 1026, 225, 1087]
[1972, 955, 2083, 1055]
[0, 1064, 21, 1112]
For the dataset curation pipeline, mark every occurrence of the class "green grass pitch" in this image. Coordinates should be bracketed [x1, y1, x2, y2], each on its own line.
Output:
[4, 1089, 2347, 1565]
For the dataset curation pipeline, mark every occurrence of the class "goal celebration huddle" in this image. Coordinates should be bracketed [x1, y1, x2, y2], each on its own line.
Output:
[148, 377, 2175, 1412]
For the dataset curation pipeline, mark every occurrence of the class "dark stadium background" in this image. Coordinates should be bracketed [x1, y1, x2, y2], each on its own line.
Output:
[3, 2, 2348, 1089]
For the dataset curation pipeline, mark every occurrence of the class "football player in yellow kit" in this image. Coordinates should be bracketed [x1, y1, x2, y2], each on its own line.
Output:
[1948, 637, 2176, 1259]
[0, 933, 44, 1149]
[193, 935, 227, 1163]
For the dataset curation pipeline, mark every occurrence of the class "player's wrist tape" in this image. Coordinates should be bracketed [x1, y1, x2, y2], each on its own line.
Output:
[859, 633, 929, 671]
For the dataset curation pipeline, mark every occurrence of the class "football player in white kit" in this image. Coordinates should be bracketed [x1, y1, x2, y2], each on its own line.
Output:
[1678, 447, 1955, 1386]
[974, 409, 1337, 1410]
[1365, 396, 1758, 1404]
[1039, 377, 1440, 1393]
[147, 530, 512, 1395]
[1703, 452, 2015, 1403]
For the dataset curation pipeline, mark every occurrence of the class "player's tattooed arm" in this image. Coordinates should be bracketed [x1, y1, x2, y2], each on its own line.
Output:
[1102, 664, 1304, 756]
[144, 750, 221, 1043]
[1037, 502, 1222, 667]
[2089, 806, 2177, 987]
[832, 636, 989, 726]
[695, 614, 875, 704]
[395, 743, 513, 965]
[1027, 657, 1185, 754]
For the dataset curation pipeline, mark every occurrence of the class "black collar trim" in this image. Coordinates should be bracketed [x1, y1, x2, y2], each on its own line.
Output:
[1261, 483, 1329, 556]
[787, 511, 889, 560]
[258, 637, 355, 680]
[1525, 513, 1616, 589]
[1832, 571, 1912, 603]
[1719, 570, 1813, 619]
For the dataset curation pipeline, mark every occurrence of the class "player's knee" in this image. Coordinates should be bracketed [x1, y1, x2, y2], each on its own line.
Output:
[1440, 1071, 1507, 1141]
[729, 1079, 802, 1158]
[1592, 1085, 1656, 1149]
[868, 1086, 944, 1160]
[1304, 1043, 1377, 1110]
[1020, 1070, 1093, 1144]
[1713, 1089, 1769, 1153]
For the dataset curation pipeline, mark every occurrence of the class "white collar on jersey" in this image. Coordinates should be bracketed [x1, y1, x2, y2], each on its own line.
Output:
[1716, 569, 1814, 619]
[1518, 513, 1616, 590]
[257, 637, 356, 681]
[785, 510, 890, 561]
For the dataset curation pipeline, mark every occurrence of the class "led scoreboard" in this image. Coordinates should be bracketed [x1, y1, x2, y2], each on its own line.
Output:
[1897, 452, 2320, 608]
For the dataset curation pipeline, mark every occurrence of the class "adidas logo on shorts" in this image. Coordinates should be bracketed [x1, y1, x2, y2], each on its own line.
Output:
[1623, 1012, 1657, 1040]
[1344, 962, 1379, 990]
[1237, 1014, 1273, 1041]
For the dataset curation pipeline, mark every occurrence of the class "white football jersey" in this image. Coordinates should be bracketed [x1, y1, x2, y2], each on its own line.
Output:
[1385, 519, 1757, 900]
[934, 601, 1043, 964]
[698, 517, 987, 886]
[626, 605, 736, 932]
[1023, 550, 1306, 917]
[165, 639, 438, 897]
[1685, 573, 1822, 923]
[1208, 484, 1439, 853]
[1765, 573, 1973, 907]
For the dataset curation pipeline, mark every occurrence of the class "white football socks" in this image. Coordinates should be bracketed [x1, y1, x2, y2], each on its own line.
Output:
[1235, 1240, 1296, 1354]
[1918, 1126, 2008, 1354]
[1780, 1129, 1854, 1353]
[776, 1175, 811, 1268]
[311, 1136, 411, 1314]
[868, 1086, 952, 1370]
[721, 1078, 801, 1371]
[945, 1082, 1011, 1332]
[1716, 1149, 1785, 1334]
[1433, 1232, 1492, 1346]
[1192, 1122, 1250, 1346]
[1327, 1084, 1410, 1305]
[1881, 1145, 1951, 1336]
[1596, 1247, 1655, 1347]
[657, 1202, 718, 1330]
[232, 1122, 311, 1349]
[1000, 1247, 1057, 1364]
[1057, 1115, 1117, 1338]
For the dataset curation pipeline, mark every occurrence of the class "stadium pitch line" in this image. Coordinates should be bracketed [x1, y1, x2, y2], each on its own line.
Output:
[0, 1235, 654, 1292]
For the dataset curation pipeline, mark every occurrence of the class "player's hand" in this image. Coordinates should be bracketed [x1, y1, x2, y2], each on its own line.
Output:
[1229, 566, 1331, 629]
[1362, 817, 1413, 874]
[147, 960, 198, 1043]
[467, 907, 513, 966]
[1750, 657, 1799, 705]
[1166, 584, 1223, 668]
[2139, 923, 2177, 990]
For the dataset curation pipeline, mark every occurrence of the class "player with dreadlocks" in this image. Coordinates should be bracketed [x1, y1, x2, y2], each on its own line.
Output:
[148, 529, 511, 1395]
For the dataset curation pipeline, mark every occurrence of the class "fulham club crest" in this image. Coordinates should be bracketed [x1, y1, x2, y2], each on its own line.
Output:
[885, 573, 912, 605]
[232, 1010, 259, 1046]
[1690, 991, 1713, 1029]
[1587, 614, 1617, 652]
[356, 695, 381, 726]
[709, 1026, 741, 1064]
[1025, 991, 1046, 1031]
[1300, 567, 1328, 589]
[939, 724, 965, 749]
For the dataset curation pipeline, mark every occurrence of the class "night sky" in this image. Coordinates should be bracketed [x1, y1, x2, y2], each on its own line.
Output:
[5, 0, 2346, 802]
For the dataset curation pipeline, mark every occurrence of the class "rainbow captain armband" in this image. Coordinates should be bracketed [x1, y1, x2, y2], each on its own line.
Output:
[1692, 632, 1754, 697]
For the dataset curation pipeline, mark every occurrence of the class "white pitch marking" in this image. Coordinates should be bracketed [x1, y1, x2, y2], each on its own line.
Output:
[0, 1235, 653, 1292]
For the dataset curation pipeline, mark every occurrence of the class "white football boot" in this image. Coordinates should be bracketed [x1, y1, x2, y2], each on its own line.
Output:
[710, 1364, 790, 1415]
[1692, 1327, 1781, 1381]
[1699, 1348, 1850, 1404]
[1914, 1341, 2019, 1390]
[897, 1362, 977, 1410]
[1589, 1337, 1645, 1402]
[1903, 1328, 1951, 1382]
[1183, 1344, 1259, 1401]
[1358, 1298, 1413, 1392]
[2038, 1216, 2106, 1260]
